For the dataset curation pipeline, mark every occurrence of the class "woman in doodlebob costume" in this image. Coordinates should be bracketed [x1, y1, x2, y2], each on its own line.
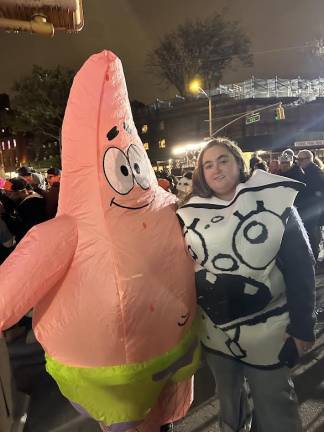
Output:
[177, 138, 315, 432]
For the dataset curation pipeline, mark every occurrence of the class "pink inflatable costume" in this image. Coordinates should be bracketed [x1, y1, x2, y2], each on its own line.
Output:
[0, 51, 199, 431]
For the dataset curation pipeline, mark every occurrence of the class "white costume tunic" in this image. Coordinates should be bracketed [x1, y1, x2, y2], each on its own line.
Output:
[177, 170, 303, 368]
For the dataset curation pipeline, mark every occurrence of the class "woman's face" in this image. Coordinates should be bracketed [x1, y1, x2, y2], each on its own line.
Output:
[202, 145, 241, 201]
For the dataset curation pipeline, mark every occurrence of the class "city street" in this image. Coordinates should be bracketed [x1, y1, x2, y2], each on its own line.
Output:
[2, 2, 324, 432]
[11, 269, 324, 432]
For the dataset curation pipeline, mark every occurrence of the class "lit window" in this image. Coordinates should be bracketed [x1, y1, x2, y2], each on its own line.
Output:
[142, 124, 148, 134]
[159, 139, 166, 149]
[7, 140, 10, 150]
[143, 142, 149, 150]
[13, 139, 16, 148]
[1, 141, 4, 150]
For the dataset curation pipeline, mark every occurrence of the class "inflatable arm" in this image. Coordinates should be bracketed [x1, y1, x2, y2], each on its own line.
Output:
[0, 215, 77, 331]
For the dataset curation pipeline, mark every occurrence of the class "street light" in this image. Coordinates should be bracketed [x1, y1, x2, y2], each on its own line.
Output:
[189, 79, 212, 137]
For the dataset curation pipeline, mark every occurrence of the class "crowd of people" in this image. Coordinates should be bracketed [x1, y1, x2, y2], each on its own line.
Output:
[250, 149, 324, 261]
[0, 166, 61, 264]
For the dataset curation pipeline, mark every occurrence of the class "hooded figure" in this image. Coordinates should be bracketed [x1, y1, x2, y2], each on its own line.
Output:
[0, 51, 199, 432]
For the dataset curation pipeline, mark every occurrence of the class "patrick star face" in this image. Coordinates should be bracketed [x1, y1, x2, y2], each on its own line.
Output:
[94, 53, 158, 212]
[103, 122, 156, 210]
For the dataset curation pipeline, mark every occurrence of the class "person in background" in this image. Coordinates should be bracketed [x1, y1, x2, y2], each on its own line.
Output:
[156, 170, 173, 192]
[313, 155, 324, 170]
[249, 154, 262, 173]
[268, 159, 280, 174]
[278, 153, 305, 183]
[297, 149, 324, 260]
[17, 166, 46, 191]
[282, 148, 296, 163]
[157, 177, 171, 191]
[177, 138, 315, 432]
[35, 167, 61, 219]
[4, 178, 46, 243]
[254, 160, 268, 172]
[177, 171, 193, 202]
[277, 152, 306, 214]
[0, 201, 15, 264]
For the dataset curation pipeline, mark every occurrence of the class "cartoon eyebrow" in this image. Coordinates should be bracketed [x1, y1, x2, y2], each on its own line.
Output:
[107, 126, 119, 141]
[123, 121, 132, 135]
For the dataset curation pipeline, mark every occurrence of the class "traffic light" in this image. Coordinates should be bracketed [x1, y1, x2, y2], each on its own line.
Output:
[275, 104, 285, 120]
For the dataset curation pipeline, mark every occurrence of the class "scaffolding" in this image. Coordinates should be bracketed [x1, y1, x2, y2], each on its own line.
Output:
[212, 76, 324, 100]
[144, 77, 324, 112]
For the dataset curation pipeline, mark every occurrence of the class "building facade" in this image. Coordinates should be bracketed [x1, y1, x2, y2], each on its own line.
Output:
[133, 77, 324, 168]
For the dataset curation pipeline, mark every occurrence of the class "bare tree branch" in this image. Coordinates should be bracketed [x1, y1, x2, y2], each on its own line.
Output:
[10, 65, 74, 157]
[146, 14, 253, 96]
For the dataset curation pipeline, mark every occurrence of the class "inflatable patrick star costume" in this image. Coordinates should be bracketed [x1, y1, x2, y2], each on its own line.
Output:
[0, 51, 200, 431]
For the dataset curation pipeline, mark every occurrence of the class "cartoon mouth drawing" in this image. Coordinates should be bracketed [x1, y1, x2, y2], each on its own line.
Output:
[110, 195, 155, 210]
[196, 270, 272, 325]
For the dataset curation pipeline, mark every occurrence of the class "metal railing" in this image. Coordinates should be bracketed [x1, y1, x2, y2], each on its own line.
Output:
[211, 76, 324, 100]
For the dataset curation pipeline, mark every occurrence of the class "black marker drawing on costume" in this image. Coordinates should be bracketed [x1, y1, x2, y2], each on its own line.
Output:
[185, 218, 209, 265]
[196, 270, 272, 325]
[232, 200, 286, 270]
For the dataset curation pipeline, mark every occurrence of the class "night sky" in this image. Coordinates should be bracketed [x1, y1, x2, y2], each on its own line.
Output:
[1, 0, 324, 103]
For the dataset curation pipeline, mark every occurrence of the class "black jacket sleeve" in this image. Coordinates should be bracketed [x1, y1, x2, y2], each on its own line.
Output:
[277, 206, 316, 342]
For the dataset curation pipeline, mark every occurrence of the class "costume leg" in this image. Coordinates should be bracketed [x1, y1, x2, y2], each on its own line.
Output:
[245, 365, 302, 432]
[205, 351, 249, 432]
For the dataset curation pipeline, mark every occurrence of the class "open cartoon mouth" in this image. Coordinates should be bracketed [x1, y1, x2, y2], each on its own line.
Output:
[178, 312, 190, 327]
[110, 194, 155, 210]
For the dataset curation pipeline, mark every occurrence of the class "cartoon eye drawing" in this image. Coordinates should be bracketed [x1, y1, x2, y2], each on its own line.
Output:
[212, 253, 239, 272]
[127, 144, 151, 190]
[184, 218, 208, 266]
[103, 147, 134, 195]
[233, 200, 285, 270]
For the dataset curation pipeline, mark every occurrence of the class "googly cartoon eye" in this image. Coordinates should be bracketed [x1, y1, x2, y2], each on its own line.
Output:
[233, 206, 284, 270]
[212, 254, 239, 272]
[127, 144, 151, 190]
[103, 147, 134, 195]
